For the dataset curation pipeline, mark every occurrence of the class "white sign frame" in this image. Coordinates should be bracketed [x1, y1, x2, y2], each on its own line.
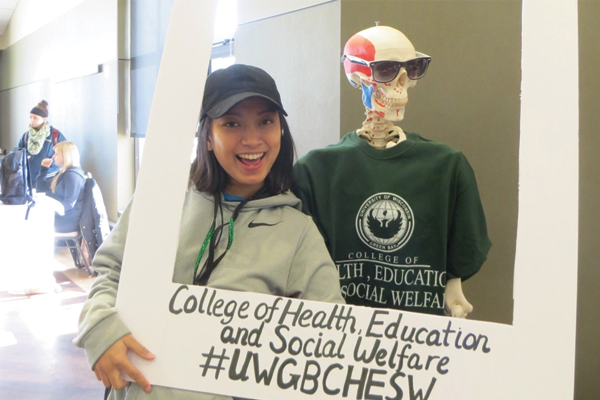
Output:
[116, 1, 579, 399]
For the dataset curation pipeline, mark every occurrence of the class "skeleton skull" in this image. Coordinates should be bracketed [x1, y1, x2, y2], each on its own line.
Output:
[342, 26, 427, 122]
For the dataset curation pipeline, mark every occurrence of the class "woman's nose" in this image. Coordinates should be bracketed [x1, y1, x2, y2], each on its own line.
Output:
[240, 127, 261, 145]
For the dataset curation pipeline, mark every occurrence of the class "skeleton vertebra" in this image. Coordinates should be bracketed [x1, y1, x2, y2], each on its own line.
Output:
[357, 109, 406, 148]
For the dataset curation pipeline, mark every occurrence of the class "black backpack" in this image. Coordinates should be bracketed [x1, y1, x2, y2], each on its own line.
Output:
[0, 148, 34, 209]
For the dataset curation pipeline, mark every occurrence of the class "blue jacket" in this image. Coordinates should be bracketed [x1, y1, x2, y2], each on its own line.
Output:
[39, 166, 86, 232]
[18, 127, 66, 190]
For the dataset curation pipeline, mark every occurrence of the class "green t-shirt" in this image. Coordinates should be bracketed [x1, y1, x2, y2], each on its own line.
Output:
[293, 131, 491, 315]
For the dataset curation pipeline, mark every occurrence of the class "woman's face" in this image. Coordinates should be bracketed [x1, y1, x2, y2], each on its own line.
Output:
[208, 97, 281, 198]
[53, 148, 64, 167]
[29, 113, 46, 130]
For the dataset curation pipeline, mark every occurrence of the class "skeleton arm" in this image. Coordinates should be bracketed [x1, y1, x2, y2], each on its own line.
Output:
[445, 278, 473, 318]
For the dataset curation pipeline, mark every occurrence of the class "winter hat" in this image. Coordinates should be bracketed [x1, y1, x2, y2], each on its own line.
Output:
[30, 100, 49, 118]
[200, 64, 287, 121]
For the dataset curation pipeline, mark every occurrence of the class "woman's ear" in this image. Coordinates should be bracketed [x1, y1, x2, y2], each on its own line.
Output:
[206, 128, 214, 151]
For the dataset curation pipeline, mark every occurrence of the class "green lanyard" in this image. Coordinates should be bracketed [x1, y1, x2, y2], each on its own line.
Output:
[193, 188, 267, 285]
[193, 193, 253, 286]
[193, 217, 233, 277]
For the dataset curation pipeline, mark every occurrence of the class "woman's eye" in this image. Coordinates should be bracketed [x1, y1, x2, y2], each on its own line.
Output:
[223, 121, 239, 128]
[260, 119, 273, 125]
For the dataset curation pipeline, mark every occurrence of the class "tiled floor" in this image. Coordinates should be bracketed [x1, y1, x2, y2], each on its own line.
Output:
[0, 247, 104, 399]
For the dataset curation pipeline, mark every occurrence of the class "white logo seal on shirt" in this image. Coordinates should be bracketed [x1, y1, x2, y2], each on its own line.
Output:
[355, 192, 414, 252]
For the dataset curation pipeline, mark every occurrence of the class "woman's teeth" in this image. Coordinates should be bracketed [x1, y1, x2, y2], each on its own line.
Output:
[238, 153, 264, 160]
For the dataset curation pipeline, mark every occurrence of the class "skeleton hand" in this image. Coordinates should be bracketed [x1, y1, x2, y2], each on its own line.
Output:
[444, 278, 473, 318]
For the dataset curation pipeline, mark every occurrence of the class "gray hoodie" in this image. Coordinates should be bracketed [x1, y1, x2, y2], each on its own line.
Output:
[75, 188, 344, 400]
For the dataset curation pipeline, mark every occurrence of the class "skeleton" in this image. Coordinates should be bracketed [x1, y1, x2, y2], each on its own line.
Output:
[342, 26, 473, 318]
[342, 25, 427, 148]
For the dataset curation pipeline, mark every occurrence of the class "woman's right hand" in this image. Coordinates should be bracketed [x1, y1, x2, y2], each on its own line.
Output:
[93, 334, 155, 393]
[40, 158, 53, 168]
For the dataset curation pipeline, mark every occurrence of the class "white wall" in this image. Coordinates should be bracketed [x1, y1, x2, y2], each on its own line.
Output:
[235, 1, 341, 158]
[0, 0, 87, 49]
[237, 0, 334, 25]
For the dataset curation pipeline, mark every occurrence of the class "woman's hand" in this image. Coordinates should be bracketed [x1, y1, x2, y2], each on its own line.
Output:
[40, 158, 53, 168]
[93, 334, 155, 393]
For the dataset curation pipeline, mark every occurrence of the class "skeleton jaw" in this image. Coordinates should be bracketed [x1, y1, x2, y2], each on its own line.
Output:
[362, 72, 412, 122]
[374, 87, 408, 108]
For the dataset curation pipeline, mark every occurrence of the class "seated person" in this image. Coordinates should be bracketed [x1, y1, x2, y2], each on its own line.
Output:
[37, 141, 86, 232]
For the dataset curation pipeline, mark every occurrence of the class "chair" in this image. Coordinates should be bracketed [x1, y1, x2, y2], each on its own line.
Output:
[54, 172, 109, 277]
[55, 228, 94, 276]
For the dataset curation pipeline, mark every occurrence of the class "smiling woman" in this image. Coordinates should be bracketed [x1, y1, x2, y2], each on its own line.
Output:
[75, 64, 344, 400]
[207, 97, 282, 198]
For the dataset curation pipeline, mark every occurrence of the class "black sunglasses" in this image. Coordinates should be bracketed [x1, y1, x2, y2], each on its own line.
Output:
[341, 52, 432, 82]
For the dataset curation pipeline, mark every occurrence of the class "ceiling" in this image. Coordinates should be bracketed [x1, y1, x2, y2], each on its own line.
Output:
[0, 0, 18, 36]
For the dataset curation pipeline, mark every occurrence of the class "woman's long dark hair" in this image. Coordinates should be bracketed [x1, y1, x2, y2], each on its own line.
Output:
[189, 109, 296, 199]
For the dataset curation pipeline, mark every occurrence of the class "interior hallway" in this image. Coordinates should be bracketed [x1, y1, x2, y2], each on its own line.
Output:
[0, 248, 104, 399]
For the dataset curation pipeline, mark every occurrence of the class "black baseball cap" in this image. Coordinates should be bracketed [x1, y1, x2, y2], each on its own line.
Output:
[200, 64, 288, 120]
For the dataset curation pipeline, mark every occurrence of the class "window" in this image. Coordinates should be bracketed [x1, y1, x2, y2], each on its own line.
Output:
[133, 0, 237, 176]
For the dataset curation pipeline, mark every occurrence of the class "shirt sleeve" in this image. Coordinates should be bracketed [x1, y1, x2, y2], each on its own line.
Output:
[286, 216, 344, 304]
[35, 166, 52, 193]
[292, 160, 316, 216]
[17, 133, 26, 149]
[292, 159, 330, 247]
[74, 201, 133, 369]
[47, 170, 84, 213]
[446, 154, 492, 281]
